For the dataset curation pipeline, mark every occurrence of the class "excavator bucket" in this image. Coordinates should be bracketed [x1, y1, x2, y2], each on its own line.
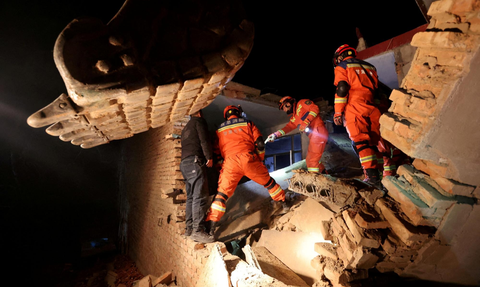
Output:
[27, 0, 254, 148]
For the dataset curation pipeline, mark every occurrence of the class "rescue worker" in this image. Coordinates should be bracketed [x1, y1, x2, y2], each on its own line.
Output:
[266, 97, 329, 174]
[205, 105, 288, 236]
[180, 109, 214, 243]
[332, 44, 397, 186]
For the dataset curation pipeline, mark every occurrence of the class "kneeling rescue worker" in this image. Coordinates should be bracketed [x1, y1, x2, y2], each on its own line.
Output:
[205, 105, 289, 236]
[266, 96, 329, 174]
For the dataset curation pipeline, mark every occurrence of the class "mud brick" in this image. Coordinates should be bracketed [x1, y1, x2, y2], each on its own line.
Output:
[342, 210, 380, 249]
[358, 188, 385, 206]
[314, 242, 338, 260]
[397, 165, 457, 210]
[350, 247, 379, 269]
[375, 198, 430, 247]
[412, 159, 449, 179]
[334, 215, 355, 242]
[382, 176, 438, 227]
[354, 211, 390, 230]
[381, 237, 396, 255]
[375, 261, 409, 273]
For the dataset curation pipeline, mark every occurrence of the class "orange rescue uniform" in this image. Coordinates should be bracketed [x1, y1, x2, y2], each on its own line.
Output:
[275, 99, 329, 173]
[206, 116, 285, 222]
[334, 57, 396, 175]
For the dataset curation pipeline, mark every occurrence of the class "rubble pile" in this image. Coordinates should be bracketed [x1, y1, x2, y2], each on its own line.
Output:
[288, 170, 359, 211]
[278, 168, 468, 286]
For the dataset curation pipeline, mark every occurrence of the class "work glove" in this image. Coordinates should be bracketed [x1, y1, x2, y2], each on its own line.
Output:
[265, 132, 280, 143]
[333, 112, 343, 126]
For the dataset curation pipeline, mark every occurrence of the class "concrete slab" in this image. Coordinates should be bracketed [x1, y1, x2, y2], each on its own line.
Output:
[196, 244, 230, 287]
[257, 230, 328, 286]
[252, 246, 309, 287]
[289, 198, 334, 239]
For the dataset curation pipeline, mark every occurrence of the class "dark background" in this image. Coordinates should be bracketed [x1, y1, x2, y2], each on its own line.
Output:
[0, 0, 426, 284]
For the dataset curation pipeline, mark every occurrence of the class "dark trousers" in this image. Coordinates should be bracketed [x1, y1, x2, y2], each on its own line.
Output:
[180, 156, 210, 231]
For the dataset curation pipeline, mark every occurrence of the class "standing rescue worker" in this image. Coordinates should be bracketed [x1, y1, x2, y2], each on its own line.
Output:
[205, 105, 288, 235]
[332, 44, 396, 186]
[266, 97, 329, 174]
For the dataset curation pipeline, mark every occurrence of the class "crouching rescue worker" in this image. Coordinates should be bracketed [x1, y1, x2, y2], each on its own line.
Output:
[332, 44, 397, 187]
[205, 105, 288, 237]
[266, 96, 329, 174]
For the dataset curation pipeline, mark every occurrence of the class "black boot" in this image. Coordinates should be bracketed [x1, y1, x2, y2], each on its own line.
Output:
[364, 168, 383, 189]
[281, 200, 290, 214]
[206, 221, 218, 237]
[190, 228, 214, 243]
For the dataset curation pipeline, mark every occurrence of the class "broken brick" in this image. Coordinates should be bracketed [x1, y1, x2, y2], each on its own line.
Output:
[375, 198, 430, 247]
[342, 210, 381, 249]
[354, 211, 390, 230]
[314, 242, 338, 261]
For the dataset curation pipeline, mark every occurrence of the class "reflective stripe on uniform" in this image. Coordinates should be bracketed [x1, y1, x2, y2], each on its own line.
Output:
[217, 122, 248, 133]
[384, 165, 396, 171]
[308, 167, 319, 173]
[360, 155, 375, 164]
[335, 98, 347, 104]
[269, 185, 283, 198]
[210, 202, 226, 213]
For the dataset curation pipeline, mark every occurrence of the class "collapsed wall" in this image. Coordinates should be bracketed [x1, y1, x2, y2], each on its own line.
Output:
[377, 0, 480, 284]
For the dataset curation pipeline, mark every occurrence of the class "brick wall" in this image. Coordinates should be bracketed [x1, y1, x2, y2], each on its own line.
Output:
[377, 0, 480, 284]
[380, 0, 480, 187]
[119, 119, 212, 287]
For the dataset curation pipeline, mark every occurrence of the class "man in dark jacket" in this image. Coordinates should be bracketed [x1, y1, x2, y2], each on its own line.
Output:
[180, 109, 214, 243]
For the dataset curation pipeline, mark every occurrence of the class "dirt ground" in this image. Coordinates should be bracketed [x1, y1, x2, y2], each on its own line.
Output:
[53, 252, 144, 287]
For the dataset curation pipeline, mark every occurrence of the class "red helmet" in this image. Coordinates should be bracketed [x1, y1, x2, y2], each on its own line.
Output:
[333, 44, 357, 66]
[278, 96, 296, 114]
[223, 105, 243, 120]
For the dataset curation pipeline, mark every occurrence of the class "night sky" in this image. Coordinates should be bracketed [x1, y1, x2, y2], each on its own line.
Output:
[0, 0, 426, 284]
